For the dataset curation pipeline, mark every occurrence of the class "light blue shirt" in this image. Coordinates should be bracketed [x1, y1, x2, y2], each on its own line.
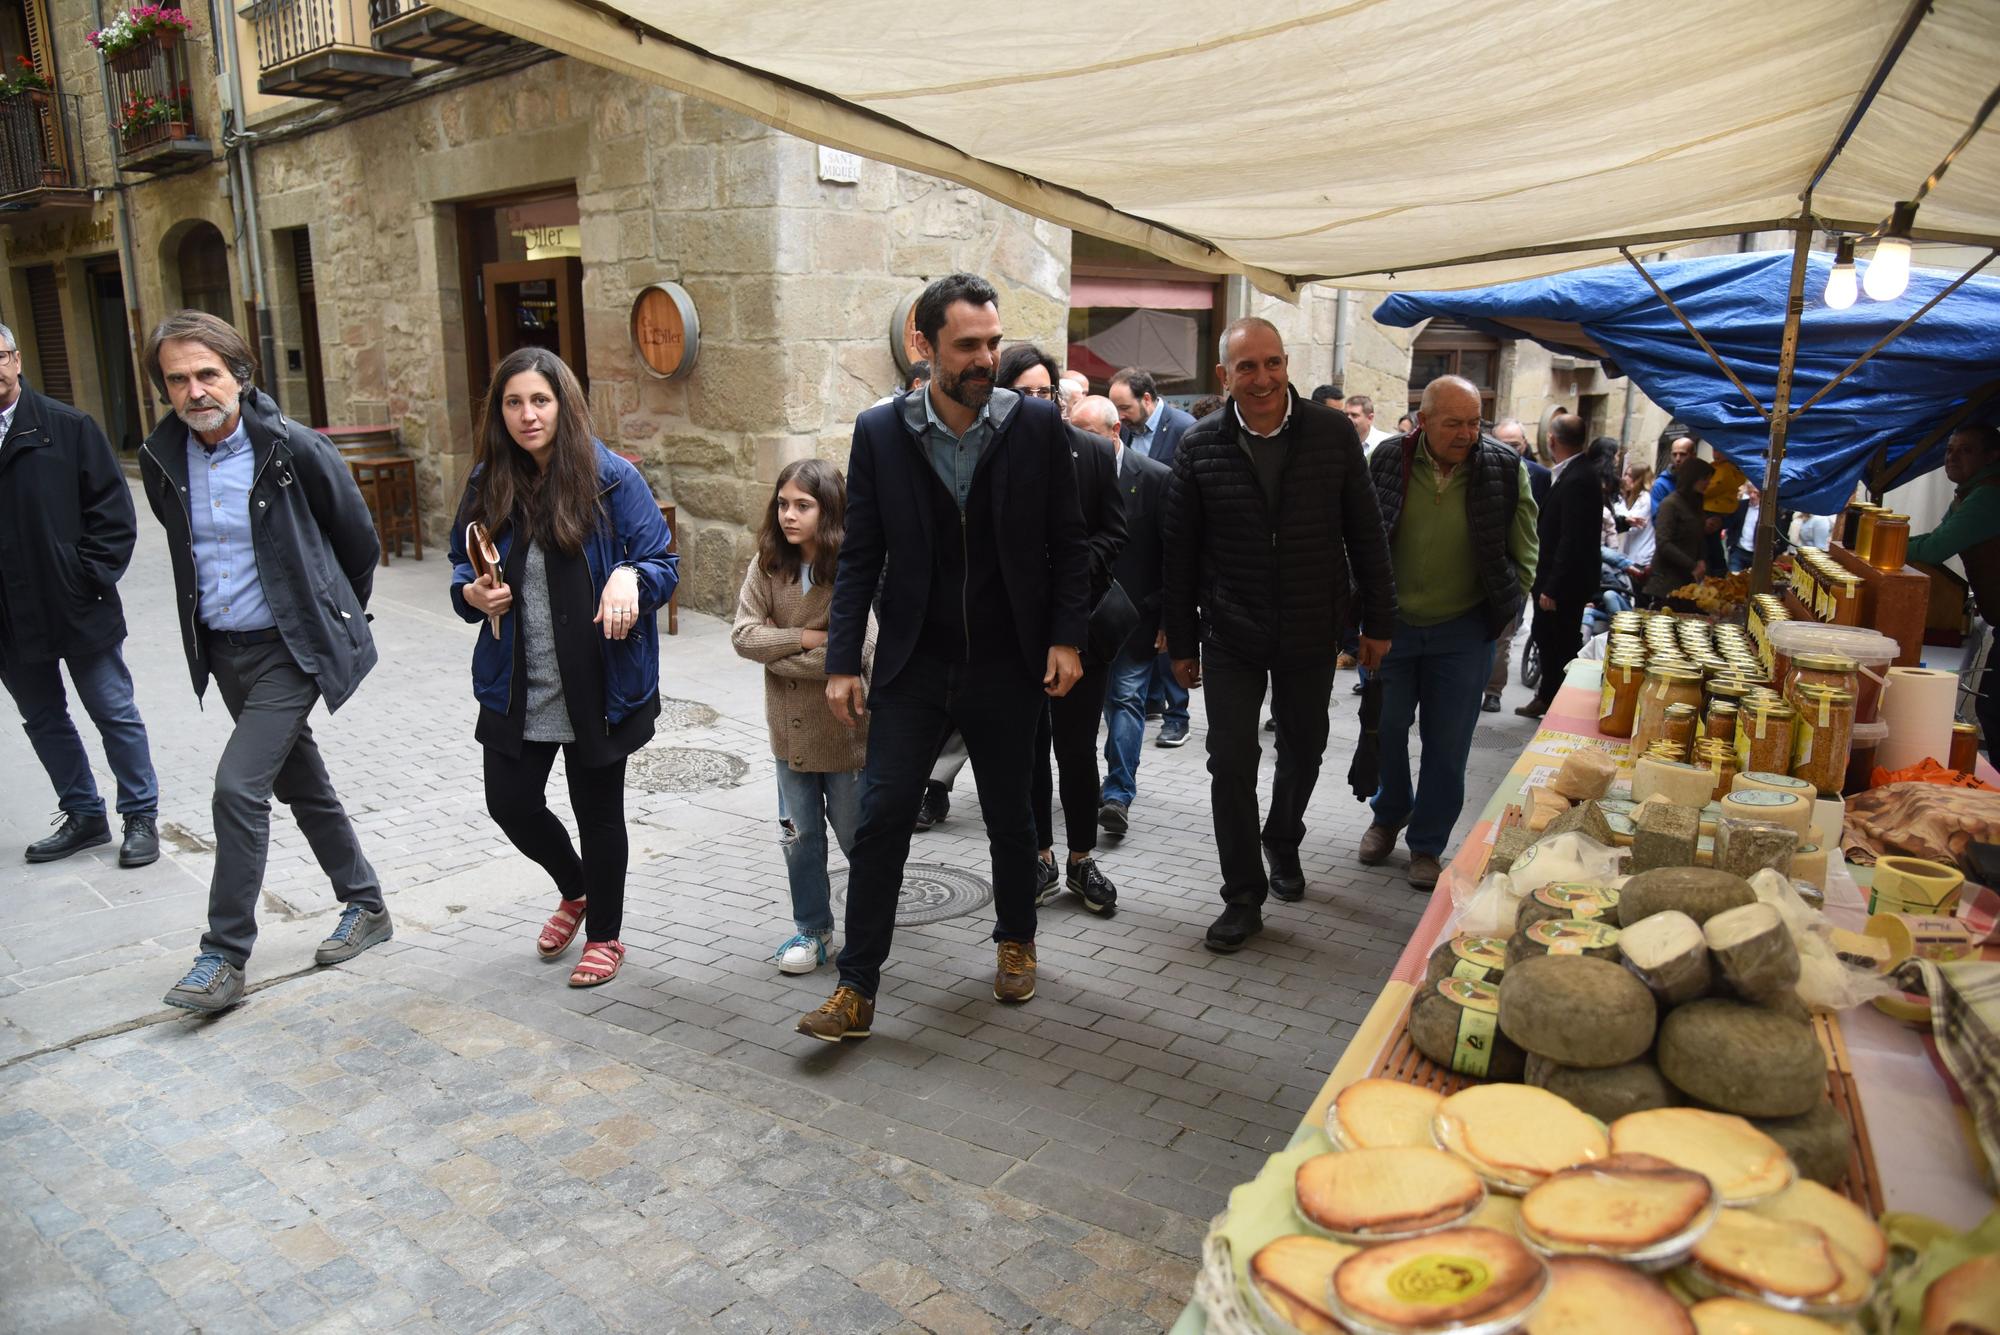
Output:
[186, 418, 273, 631]
[1130, 397, 1166, 455]
[912, 384, 1013, 510]
[0, 399, 17, 441]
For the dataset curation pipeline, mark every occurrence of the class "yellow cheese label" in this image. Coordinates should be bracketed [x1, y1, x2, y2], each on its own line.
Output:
[1447, 935, 1508, 979]
[1387, 1255, 1493, 1306]
[1533, 883, 1619, 916]
[1526, 919, 1620, 953]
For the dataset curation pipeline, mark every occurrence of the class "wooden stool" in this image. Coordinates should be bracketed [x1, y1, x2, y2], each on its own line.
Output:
[347, 455, 423, 564]
[661, 502, 678, 635]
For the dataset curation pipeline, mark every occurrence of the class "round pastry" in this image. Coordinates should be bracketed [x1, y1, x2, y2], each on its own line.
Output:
[1750, 1180, 1886, 1276]
[1518, 1153, 1714, 1261]
[1434, 1084, 1609, 1192]
[1608, 1107, 1794, 1205]
[1687, 1297, 1847, 1333]
[1295, 1146, 1485, 1240]
[1688, 1209, 1842, 1303]
[1249, 1234, 1355, 1335]
[1329, 1227, 1549, 1334]
[1527, 1256, 1693, 1334]
[1330, 1079, 1445, 1150]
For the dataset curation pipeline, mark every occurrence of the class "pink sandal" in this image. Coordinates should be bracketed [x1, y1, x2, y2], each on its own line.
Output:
[569, 940, 625, 988]
[537, 897, 587, 958]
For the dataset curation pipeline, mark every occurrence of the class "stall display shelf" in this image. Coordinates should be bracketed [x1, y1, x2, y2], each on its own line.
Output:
[1169, 656, 1993, 1335]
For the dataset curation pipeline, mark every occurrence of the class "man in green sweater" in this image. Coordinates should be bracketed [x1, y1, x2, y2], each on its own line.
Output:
[1909, 423, 2000, 768]
[1362, 377, 1539, 888]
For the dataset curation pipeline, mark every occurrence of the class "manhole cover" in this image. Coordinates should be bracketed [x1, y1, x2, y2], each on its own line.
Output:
[831, 862, 993, 926]
[658, 697, 720, 729]
[625, 747, 749, 793]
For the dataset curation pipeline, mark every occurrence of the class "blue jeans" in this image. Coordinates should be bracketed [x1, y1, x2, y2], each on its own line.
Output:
[1370, 611, 1497, 857]
[0, 644, 158, 818]
[1100, 642, 1156, 806]
[774, 762, 861, 936]
[1145, 650, 1189, 724]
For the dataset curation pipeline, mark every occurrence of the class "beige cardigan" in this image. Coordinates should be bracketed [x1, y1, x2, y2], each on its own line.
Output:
[731, 560, 874, 773]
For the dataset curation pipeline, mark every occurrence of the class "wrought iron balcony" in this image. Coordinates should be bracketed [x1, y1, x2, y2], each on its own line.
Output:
[250, 0, 413, 99]
[109, 32, 210, 174]
[0, 91, 91, 218]
[369, 0, 510, 62]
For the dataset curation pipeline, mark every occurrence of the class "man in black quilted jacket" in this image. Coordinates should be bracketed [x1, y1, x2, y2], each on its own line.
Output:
[1162, 318, 1397, 952]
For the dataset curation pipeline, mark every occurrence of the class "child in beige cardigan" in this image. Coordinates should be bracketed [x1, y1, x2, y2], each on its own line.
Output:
[731, 460, 875, 973]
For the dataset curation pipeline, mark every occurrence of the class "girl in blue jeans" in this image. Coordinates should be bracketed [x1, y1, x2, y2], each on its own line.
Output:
[731, 460, 875, 973]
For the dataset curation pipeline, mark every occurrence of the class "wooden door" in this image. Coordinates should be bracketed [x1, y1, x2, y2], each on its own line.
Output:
[481, 257, 586, 388]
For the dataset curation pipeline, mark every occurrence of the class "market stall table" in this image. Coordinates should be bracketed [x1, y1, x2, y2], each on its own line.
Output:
[1169, 655, 1994, 1334]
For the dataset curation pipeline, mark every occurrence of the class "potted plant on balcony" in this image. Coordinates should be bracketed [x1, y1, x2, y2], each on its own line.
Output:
[116, 90, 187, 150]
[0, 57, 52, 108]
[89, 6, 194, 73]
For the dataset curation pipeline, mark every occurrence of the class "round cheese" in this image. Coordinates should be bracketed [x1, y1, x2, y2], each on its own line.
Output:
[1789, 843, 1828, 888]
[1719, 789, 1813, 836]
[1634, 755, 1717, 807]
[1498, 954, 1657, 1068]
[1412, 977, 1526, 1080]
[1732, 771, 1817, 800]
[1656, 999, 1822, 1118]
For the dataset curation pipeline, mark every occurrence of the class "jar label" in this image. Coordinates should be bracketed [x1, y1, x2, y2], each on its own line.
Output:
[1795, 719, 1815, 768]
[1599, 678, 1617, 722]
[1449, 935, 1508, 976]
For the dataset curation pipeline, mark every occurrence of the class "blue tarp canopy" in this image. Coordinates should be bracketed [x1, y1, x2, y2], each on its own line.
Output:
[1374, 251, 2000, 516]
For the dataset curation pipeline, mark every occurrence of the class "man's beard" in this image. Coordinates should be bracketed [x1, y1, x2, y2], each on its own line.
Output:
[177, 391, 239, 435]
[941, 366, 992, 410]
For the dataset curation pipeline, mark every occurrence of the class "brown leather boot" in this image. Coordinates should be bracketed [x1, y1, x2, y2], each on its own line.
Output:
[994, 940, 1037, 1003]
[1359, 824, 1399, 865]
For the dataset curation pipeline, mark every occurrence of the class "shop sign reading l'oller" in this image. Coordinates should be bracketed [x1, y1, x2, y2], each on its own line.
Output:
[629, 283, 700, 381]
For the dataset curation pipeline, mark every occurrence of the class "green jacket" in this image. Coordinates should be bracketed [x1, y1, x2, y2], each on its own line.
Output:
[1908, 461, 2000, 565]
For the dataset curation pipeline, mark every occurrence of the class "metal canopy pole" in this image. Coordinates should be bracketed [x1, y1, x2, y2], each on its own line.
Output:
[1750, 221, 1816, 596]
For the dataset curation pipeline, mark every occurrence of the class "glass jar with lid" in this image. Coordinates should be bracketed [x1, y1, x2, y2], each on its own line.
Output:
[1870, 513, 1910, 571]
[1632, 665, 1705, 756]
[1791, 684, 1857, 797]
[1598, 656, 1647, 738]
[1785, 651, 1859, 710]
[1735, 695, 1797, 777]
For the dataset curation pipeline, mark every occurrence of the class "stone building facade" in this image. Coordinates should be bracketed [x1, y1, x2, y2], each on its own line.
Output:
[0, 2, 1666, 616]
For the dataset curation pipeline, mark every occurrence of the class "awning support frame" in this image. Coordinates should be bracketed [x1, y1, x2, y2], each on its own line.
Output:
[1617, 245, 1773, 422]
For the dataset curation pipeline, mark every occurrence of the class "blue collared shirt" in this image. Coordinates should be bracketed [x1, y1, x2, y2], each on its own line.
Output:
[910, 384, 1013, 510]
[186, 418, 274, 631]
[1127, 396, 1167, 454]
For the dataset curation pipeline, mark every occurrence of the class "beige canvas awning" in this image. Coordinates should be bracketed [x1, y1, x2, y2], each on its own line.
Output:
[428, 0, 2000, 293]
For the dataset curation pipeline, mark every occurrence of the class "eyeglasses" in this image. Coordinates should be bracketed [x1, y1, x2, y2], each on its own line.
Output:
[1016, 385, 1059, 399]
[0, 350, 17, 362]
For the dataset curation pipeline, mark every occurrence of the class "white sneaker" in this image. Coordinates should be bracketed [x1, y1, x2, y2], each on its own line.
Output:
[774, 931, 831, 975]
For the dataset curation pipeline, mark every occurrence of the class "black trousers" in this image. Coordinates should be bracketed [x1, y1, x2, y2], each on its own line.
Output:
[837, 651, 1043, 998]
[484, 741, 629, 941]
[1528, 596, 1588, 705]
[1200, 646, 1336, 908]
[1034, 661, 1109, 855]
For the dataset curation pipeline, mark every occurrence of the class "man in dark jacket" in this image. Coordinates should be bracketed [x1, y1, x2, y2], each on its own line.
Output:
[0, 323, 160, 867]
[1518, 414, 1602, 718]
[1163, 318, 1397, 953]
[1113, 367, 1199, 747]
[1090, 394, 1173, 834]
[1480, 417, 1548, 712]
[137, 311, 388, 1013]
[798, 273, 1090, 1042]
[1362, 376, 1539, 889]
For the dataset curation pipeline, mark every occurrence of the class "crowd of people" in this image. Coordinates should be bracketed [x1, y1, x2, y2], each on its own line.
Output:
[7, 274, 1996, 1029]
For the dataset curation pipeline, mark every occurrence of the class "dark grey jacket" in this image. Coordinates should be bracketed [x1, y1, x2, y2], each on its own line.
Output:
[138, 387, 380, 711]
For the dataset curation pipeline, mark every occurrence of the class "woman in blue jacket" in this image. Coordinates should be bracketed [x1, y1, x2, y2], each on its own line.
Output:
[449, 347, 676, 987]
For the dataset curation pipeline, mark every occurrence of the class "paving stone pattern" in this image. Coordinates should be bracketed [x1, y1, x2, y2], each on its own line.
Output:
[0, 481, 1537, 1331]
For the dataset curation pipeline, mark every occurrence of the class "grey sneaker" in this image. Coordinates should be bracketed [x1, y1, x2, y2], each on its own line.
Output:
[315, 903, 393, 965]
[1034, 855, 1061, 906]
[163, 952, 244, 1013]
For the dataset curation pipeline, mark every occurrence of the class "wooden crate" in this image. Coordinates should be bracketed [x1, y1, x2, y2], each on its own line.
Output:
[1362, 1003, 1885, 1214]
[1828, 542, 1930, 667]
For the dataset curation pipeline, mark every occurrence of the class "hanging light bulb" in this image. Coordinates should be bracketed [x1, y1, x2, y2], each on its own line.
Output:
[1824, 236, 1858, 309]
[1863, 201, 1917, 302]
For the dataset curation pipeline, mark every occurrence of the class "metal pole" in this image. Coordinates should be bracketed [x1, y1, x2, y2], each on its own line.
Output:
[1750, 220, 1815, 595]
[1332, 289, 1351, 382]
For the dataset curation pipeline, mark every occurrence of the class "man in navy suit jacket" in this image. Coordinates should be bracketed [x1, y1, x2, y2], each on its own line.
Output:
[1110, 367, 1197, 472]
[799, 273, 1090, 1043]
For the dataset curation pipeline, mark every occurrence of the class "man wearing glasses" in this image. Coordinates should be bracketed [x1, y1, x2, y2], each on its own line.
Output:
[0, 324, 161, 868]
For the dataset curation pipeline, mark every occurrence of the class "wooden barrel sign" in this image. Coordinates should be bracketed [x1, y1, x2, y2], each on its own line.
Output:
[630, 282, 700, 381]
[891, 288, 925, 375]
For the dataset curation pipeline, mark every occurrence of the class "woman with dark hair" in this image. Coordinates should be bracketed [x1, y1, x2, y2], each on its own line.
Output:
[448, 347, 676, 988]
[1642, 456, 1714, 610]
[732, 459, 875, 973]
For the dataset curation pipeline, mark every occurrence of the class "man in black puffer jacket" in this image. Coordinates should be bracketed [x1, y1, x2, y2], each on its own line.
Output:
[1163, 318, 1396, 952]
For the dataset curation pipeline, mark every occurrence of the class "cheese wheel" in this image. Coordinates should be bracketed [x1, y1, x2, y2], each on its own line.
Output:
[1634, 756, 1717, 807]
[1790, 844, 1828, 887]
[1732, 771, 1816, 801]
[1719, 789, 1813, 837]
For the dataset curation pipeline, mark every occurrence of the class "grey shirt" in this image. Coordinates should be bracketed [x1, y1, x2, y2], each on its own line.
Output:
[906, 384, 1019, 509]
[520, 541, 574, 743]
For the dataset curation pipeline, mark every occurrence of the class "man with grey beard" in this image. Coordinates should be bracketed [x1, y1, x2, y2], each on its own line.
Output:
[137, 310, 389, 1013]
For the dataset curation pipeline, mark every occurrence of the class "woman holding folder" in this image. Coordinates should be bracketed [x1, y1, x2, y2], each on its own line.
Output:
[448, 348, 676, 987]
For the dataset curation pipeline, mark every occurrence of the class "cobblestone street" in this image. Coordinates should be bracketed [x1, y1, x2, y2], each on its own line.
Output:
[1, 479, 1535, 1333]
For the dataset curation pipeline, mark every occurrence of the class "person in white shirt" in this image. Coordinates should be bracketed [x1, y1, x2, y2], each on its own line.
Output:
[1616, 462, 1657, 571]
[1344, 392, 1395, 452]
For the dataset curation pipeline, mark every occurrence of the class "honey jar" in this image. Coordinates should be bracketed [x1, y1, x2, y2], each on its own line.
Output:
[1791, 685, 1857, 797]
[1870, 513, 1910, 571]
[1735, 695, 1796, 777]
[1597, 657, 1646, 738]
[1632, 666, 1704, 757]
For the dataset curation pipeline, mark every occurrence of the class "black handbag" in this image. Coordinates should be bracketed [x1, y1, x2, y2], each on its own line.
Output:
[1085, 579, 1141, 664]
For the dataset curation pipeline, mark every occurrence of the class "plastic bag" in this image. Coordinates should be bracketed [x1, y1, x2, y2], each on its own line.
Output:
[1505, 832, 1627, 895]
[1452, 870, 1524, 938]
[1748, 868, 1900, 1012]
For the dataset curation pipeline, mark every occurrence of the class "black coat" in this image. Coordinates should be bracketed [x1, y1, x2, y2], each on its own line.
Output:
[1162, 389, 1397, 668]
[0, 387, 136, 665]
[829, 388, 1090, 688]
[1066, 423, 1127, 608]
[1110, 445, 1172, 652]
[1534, 456, 1605, 606]
[1122, 402, 1198, 472]
[139, 387, 381, 712]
